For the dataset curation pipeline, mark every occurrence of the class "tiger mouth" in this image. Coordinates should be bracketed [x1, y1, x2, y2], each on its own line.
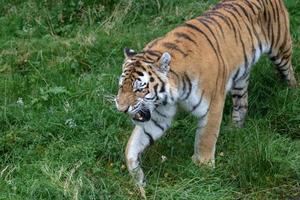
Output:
[132, 109, 151, 122]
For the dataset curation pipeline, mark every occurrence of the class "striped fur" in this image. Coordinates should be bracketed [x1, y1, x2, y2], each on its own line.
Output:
[115, 0, 298, 189]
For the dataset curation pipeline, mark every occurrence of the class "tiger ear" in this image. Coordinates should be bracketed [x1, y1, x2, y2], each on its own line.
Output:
[158, 52, 171, 74]
[124, 47, 136, 58]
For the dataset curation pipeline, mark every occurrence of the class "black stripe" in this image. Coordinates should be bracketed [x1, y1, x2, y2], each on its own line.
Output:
[169, 69, 180, 83]
[278, 59, 289, 68]
[182, 73, 192, 100]
[265, 2, 272, 44]
[197, 17, 227, 90]
[258, 16, 268, 44]
[207, 11, 232, 29]
[232, 3, 251, 22]
[143, 55, 156, 63]
[174, 32, 197, 45]
[163, 42, 187, 57]
[169, 90, 175, 102]
[154, 109, 167, 118]
[240, 71, 250, 82]
[192, 91, 205, 112]
[145, 94, 157, 101]
[223, 7, 242, 29]
[245, 76, 250, 83]
[153, 72, 166, 94]
[269, 0, 277, 23]
[244, 1, 256, 15]
[204, 16, 225, 38]
[151, 119, 164, 132]
[160, 84, 165, 93]
[281, 48, 291, 56]
[137, 63, 147, 72]
[162, 96, 168, 105]
[213, 12, 238, 43]
[199, 109, 209, 121]
[181, 74, 186, 97]
[223, 4, 250, 47]
[198, 18, 224, 42]
[232, 87, 245, 91]
[255, 0, 263, 10]
[232, 90, 247, 99]
[251, 1, 261, 11]
[144, 129, 154, 146]
[144, 50, 162, 58]
[153, 84, 159, 97]
[182, 23, 222, 94]
[278, 67, 289, 73]
[271, 52, 291, 65]
[277, 54, 292, 67]
[183, 23, 219, 59]
[133, 55, 146, 60]
[233, 69, 240, 81]
[123, 69, 131, 74]
[270, 55, 278, 62]
[225, 3, 243, 18]
[277, 1, 289, 53]
[233, 105, 248, 111]
[279, 53, 292, 62]
[274, 1, 281, 49]
[240, 37, 249, 71]
[268, 1, 277, 53]
[249, 19, 262, 54]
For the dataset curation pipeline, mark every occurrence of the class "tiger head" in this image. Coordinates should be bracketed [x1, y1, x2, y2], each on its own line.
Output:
[115, 48, 171, 122]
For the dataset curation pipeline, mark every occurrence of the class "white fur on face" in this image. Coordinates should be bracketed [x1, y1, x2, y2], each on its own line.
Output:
[134, 73, 149, 89]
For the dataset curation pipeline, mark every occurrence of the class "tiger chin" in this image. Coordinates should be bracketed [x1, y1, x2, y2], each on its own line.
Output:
[115, 0, 297, 196]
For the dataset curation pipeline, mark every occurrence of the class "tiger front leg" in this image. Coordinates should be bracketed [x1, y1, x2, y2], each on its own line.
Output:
[125, 126, 150, 188]
[192, 97, 225, 167]
[125, 117, 171, 197]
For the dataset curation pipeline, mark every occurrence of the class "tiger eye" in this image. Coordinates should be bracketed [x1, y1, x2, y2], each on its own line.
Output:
[137, 71, 144, 76]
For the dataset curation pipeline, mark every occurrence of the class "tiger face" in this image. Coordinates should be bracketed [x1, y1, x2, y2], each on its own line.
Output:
[115, 48, 171, 122]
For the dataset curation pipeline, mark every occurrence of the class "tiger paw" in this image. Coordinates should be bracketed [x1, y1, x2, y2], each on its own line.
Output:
[288, 78, 298, 88]
[232, 120, 245, 128]
[138, 186, 147, 199]
[130, 167, 146, 187]
[192, 154, 215, 168]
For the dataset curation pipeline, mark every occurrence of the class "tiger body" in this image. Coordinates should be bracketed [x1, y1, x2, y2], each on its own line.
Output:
[115, 0, 297, 190]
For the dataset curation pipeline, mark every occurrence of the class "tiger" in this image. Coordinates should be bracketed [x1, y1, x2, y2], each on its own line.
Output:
[115, 0, 297, 193]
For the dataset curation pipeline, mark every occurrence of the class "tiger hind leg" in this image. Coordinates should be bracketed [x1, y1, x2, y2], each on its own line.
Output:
[269, 39, 297, 88]
[231, 74, 249, 128]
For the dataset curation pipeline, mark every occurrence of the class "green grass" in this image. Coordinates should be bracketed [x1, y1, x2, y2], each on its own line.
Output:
[0, 0, 300, 199]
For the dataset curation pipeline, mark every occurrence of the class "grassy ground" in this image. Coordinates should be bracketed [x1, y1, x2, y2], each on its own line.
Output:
[0, 0, 300, 199]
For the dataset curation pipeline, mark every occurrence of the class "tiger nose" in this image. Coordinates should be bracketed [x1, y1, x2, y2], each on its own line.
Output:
[115, 98, 129, 113]
[119, 105, 129, 113]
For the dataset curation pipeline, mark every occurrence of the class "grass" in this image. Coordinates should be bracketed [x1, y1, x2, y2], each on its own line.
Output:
[0, 0, 300, 199]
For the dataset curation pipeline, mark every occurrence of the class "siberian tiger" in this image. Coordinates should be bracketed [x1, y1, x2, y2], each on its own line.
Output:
[115, 0, 297, 193]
